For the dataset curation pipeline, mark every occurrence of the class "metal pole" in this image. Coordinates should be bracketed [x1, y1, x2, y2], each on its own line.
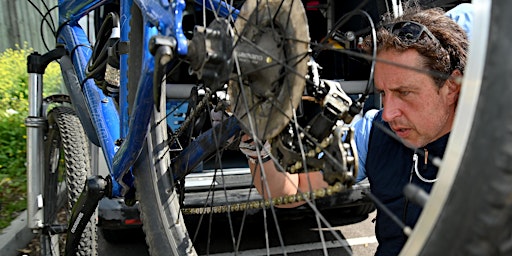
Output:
[25, 72, 45, 230]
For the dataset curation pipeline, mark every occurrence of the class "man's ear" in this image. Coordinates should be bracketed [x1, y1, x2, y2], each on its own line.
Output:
[446, 69, 462, 105]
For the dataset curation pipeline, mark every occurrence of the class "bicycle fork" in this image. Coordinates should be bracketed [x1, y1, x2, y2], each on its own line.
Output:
[26, 48, 66, 231]
[27, 49, 109, 255]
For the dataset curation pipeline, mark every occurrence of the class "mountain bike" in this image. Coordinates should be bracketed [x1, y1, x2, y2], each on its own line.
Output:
[25, 0, 512, 255]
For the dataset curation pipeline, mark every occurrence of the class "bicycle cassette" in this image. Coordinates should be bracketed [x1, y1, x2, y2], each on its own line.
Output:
[228, 0, 310, 140]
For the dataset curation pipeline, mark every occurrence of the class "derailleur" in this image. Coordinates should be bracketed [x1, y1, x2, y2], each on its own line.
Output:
[271, 79, 358, 186]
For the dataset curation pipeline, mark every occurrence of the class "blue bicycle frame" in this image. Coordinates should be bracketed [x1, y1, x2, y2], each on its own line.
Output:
[56, 0, 238, 197]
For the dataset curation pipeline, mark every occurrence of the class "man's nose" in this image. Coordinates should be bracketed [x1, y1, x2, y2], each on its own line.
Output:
[382, 97, 401, 122]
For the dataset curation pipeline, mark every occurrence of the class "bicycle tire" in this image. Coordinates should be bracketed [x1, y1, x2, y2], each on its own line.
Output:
[42, 106, 97, 256]
[128, 4, 197, 255]
[130, 0, 379, 255]
[402, 1, 512, 255]
[112, 0, 512, 255]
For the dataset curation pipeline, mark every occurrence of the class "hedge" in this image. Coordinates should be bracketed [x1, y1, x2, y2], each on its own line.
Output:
[0, 43, 62, 229]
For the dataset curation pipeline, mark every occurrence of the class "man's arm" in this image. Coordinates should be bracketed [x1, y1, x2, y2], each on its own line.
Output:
[240, 134, 327, 208]
[240, 108, 379, 207]
[248, 160, 327, 208]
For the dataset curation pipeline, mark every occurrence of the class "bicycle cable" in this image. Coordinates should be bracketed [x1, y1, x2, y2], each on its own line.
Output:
[27, 0, 58, 51]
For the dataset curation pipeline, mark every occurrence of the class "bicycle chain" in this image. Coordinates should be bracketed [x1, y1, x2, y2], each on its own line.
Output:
[172, 92, 350, 214]
[174, 89, 211, 138]
[181, 181, 346, 215]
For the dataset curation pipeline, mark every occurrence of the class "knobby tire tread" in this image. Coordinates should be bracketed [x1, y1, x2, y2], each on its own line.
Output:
[44, 106, 97, 255]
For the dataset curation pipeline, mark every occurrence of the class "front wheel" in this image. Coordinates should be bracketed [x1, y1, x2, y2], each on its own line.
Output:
[402, 1, 512, 255]
[41, 106, 97, 256]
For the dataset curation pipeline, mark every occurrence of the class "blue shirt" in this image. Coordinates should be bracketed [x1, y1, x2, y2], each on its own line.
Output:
[353, 109, 378, 182]
[446, 3, 474, 39]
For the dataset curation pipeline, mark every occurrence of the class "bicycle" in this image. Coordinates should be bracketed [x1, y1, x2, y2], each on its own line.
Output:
[25, 0, 512, 255]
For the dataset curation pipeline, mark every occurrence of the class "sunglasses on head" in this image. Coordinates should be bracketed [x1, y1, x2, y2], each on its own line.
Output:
[384, 21, 440, 45]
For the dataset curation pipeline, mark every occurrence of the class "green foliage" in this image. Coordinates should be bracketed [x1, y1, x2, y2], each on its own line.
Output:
[0, 43, 62, 229]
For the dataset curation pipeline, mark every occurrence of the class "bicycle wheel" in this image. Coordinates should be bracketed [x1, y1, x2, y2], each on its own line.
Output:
[130, 0, 512, 255]
[402, 0, 512, 255]
[128, 4, 197, 255]
[132, 0, 380, 255]
[41, 106, 97, 256]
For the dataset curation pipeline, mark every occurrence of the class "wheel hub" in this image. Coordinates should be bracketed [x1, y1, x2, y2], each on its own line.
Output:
[229, 0, 310, 140]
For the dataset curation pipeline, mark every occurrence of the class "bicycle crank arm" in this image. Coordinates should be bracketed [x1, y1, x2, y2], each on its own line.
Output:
[64, 176, 108, 256]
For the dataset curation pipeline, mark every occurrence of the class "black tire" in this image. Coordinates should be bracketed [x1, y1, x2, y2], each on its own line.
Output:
[130, 0, 374, 255]
[41, 107, 97, 256]
[402, 1, 512, 255]
[128, 4, 196, 256]
[129, 1, 512, 255]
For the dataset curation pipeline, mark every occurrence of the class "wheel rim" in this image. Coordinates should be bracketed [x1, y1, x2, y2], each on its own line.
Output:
[400, 0, 491, 254]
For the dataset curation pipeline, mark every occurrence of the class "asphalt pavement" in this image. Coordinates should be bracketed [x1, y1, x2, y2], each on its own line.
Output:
[0, 210, 34, 256]
[98, 211, 378, 256]
[0, 205, 377, 256]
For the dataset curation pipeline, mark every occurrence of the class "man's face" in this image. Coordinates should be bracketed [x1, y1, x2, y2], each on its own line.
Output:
[374, 49, 459, 148]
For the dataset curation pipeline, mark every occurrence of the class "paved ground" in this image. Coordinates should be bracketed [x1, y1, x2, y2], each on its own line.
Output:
[98, 211, 378, 256]
[0, 201, 377, 256]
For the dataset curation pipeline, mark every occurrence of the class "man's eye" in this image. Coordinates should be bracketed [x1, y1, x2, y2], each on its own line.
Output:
[399, 91, 410, 96]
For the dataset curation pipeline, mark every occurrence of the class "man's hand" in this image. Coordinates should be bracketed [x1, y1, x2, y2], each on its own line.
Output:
[239, 134, 271, 164]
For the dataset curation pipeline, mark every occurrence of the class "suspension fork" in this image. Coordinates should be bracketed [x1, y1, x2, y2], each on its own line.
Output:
[25, 48, 67, 230]
[27, 48, 109, 255]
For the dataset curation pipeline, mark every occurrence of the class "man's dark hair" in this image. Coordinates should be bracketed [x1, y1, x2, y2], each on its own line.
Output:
[363, 7, 468, 87]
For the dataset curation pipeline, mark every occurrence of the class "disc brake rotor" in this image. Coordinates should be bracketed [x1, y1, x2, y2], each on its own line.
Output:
[229, 0, 310, 140]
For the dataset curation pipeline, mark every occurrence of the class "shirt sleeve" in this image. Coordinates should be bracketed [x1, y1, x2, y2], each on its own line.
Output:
[446, 3, 474, 40]
[352, 109, 379, 182]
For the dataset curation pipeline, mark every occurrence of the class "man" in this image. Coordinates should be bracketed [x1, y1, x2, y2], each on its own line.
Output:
[239, 5, 469, 255]
[353, 6, 468, 255]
